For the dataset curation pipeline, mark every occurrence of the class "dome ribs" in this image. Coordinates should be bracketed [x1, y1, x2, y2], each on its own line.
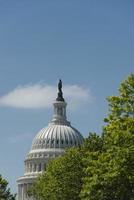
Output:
[55, 125, 59, 148]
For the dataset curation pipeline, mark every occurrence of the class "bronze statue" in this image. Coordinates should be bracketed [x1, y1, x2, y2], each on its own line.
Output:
[56, 79, 64, 101]
[58, 79, 62, 93]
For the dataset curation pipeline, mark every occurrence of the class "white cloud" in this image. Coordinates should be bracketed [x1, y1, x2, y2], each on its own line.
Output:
[0, 83, 92, 110]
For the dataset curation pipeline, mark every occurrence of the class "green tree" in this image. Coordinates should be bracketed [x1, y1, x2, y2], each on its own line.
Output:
[82, 132, 103, 152]
[28, 147, 84, 200]
[80, 132, 134, 200]
[80, 74, 134, 200]
[104, 74, 134, 133]
[0, 175, 16, 200]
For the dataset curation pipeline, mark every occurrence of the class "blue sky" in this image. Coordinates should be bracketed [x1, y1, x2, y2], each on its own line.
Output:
[0, 0, 133, 193]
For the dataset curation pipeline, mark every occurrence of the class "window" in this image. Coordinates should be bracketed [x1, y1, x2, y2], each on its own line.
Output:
[34, 164, 36, 172]
[38, 163, 42, 172]
[51, 139, 54, 144]
[47, 139, 49, 144]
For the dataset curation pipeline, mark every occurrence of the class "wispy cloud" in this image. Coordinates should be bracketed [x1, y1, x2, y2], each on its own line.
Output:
[0, 83, 92, 110]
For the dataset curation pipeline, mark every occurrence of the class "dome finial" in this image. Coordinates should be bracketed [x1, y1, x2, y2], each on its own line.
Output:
[56, 79, 65, 101]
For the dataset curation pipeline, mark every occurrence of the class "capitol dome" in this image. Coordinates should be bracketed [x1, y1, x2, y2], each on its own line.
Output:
[31, 124, 83, 150]
[17, 80, 84, 200]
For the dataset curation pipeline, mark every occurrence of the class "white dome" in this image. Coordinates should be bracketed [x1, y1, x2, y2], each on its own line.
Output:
[17, 80, 84, 200]
[31, 124, 83, 150]
[31, 99, 84, 151]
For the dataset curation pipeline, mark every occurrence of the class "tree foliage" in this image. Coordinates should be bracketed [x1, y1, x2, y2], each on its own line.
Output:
[82, 132, 103, 153]
[103, 74, 134, 149]
[80, 133, 134, 200]
[104, 74, 134, 134]
[80, 74, 134, 200]
[0, 175, 16, 200]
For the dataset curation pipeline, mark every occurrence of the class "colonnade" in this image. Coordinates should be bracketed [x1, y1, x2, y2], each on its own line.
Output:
[18, 183, 32, 200]
[25, 162, 45, 174]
